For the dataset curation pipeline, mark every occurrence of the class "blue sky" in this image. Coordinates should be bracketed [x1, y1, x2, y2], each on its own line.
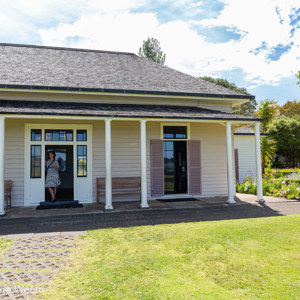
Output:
[0, 0, 299, 106]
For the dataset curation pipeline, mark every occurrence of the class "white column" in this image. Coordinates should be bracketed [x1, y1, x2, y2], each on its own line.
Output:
[226, 122, 236, 204]
[105, 119, 113, 210]
[0, 117, 5, 215]
[255, 123, 264, 203]
[140, 120, 149, 208]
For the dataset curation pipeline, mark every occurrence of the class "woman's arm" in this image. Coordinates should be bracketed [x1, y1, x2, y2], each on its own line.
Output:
[53, 161, 60, 172]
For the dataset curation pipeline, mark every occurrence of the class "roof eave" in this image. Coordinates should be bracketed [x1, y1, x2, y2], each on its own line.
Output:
[0, 84, 255, 100]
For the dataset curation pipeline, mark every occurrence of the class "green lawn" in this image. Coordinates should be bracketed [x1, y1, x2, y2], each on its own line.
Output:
[41, 215, 300, 299]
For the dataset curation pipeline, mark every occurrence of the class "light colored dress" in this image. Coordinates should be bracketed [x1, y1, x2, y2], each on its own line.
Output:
[45, 160, 61, 188]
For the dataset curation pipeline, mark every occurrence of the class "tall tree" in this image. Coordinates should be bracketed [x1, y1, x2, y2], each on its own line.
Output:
[138, 37, 166, 65]
[297, 71, 300, 87]
[268, 117, 300, 167]
[256, 99, 279, 131]
[200, 76, 257, 115]
[279, 100, 300, 117]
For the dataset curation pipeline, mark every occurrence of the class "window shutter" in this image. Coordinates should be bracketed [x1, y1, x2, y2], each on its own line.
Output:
[234, 148, 239, 184]
[188, 140, 202, 195]
[150, 140, 164, 197]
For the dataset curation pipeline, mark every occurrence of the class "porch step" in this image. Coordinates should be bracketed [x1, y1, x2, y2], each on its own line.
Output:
[36, 200, 83, 210]
[157, 198, 199, 202]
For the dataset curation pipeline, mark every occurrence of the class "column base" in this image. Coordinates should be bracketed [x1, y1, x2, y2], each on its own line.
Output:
[140, 203, 150, 209]
[105, 205, 114, 210]
[256, 198, 265, 204]
[226, 198, 236, 204]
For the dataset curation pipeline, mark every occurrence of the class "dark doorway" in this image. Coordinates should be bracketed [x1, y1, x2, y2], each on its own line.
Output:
[164, 141, 187, 194]
[45, 145, 74, 201]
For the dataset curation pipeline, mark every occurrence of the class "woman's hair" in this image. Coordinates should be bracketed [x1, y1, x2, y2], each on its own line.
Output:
[48, 151, 56, 159]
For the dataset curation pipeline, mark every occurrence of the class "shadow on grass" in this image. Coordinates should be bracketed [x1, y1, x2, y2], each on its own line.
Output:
[0, 199, 291, 235]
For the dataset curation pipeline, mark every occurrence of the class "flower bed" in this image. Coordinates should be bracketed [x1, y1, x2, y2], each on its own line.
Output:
[236, 169, 300, 199]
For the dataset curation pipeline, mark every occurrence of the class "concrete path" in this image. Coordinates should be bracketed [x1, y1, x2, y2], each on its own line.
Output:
[0, 232, 81, 299]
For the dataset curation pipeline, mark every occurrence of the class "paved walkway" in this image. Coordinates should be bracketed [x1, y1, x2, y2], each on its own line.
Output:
[0, 232, 81, 299]
[0, 194, 299, 235]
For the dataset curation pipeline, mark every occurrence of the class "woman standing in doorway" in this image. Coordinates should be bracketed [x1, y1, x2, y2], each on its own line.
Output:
[45, 151, 61, 202]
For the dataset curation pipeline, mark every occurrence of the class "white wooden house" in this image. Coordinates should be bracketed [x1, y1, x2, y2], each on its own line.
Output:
[0, 43, 264, 213]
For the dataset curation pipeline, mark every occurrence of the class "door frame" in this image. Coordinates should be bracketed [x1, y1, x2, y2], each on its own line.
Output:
[45, 145, 74, 201]
[24, 123, 93, 206]
[161, 123, 190, 196]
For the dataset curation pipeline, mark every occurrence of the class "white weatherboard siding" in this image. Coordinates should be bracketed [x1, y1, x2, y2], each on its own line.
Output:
[234, 135, 256, 183]
[4, 119, 25, 207]
[4, 118, 230, 206]
[191, 123, 228, 196]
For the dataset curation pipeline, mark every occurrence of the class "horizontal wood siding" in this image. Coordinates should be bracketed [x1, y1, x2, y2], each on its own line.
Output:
[190, 123, 228, 196]
[4, 119, 25, 206]
[234, 135, 256, 183]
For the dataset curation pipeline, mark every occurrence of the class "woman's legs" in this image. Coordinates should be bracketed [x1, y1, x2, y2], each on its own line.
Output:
[53, 187, 57, 200]
[48, 187, 55, 201]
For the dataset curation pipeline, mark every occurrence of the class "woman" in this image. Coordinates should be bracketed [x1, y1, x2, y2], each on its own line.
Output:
[45, 151, 61, 202]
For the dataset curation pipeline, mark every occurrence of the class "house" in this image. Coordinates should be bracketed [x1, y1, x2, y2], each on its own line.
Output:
[234, 126, 267, 183]
[0, 43, 264, 214]
[234, 126, 257, 183]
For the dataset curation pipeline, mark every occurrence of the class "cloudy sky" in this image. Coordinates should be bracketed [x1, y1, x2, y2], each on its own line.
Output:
[1, 0, 299, 105]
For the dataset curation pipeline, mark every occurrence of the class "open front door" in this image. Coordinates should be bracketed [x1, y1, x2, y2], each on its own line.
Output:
[45, 146, 74, 201]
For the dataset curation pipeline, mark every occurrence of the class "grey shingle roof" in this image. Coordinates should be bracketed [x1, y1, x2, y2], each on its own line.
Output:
[0, 43, 254, 99]
[0, 100, 260, 121]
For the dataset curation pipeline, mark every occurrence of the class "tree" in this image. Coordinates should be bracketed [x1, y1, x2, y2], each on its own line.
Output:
[297, 71, 300, 87]
[200, 76, 257, 115]
[256, 99, 279, 131]
[268, 117, 300, 167]
[138, 37, 166, 65]
[279, 100, 300, 117]
[261, 136, 277, 174]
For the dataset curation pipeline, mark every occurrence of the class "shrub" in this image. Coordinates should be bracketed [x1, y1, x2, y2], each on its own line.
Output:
[236, 168, 300, 199]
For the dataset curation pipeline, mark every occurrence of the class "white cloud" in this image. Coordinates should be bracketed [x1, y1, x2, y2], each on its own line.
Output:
[1, 0, 299, 89]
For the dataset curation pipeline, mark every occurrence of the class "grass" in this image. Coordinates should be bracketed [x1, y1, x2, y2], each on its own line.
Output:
[41, 215, 300, 299]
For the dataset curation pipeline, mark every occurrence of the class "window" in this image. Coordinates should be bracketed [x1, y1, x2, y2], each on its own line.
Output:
[77, 130, 87, 141]
[45, 130, 73, 141]
[163, 126, 187, 139]
[77, 145, 87, 177]
[31, 145, 41, 178]
[31, 129, 42, 141]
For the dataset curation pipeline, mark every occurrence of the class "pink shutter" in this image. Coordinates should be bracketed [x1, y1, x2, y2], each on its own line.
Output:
[234, 148, 239, 184]
[150, 140, 164, 197]
[188, 140, 202, 195]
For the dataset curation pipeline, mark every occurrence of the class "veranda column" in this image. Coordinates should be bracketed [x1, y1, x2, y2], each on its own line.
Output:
[255, 122, 264, 203]
[226, 121, 236, 204]
[0, 117, 5, 215]
[105, 119, 113, 210]
[140, 120, 149, 208]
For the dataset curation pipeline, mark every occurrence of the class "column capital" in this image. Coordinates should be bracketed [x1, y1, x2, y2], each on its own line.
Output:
[140, 119, 147, 124]
[0, 116, 6, 120]
[104, 118, 113, 123]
